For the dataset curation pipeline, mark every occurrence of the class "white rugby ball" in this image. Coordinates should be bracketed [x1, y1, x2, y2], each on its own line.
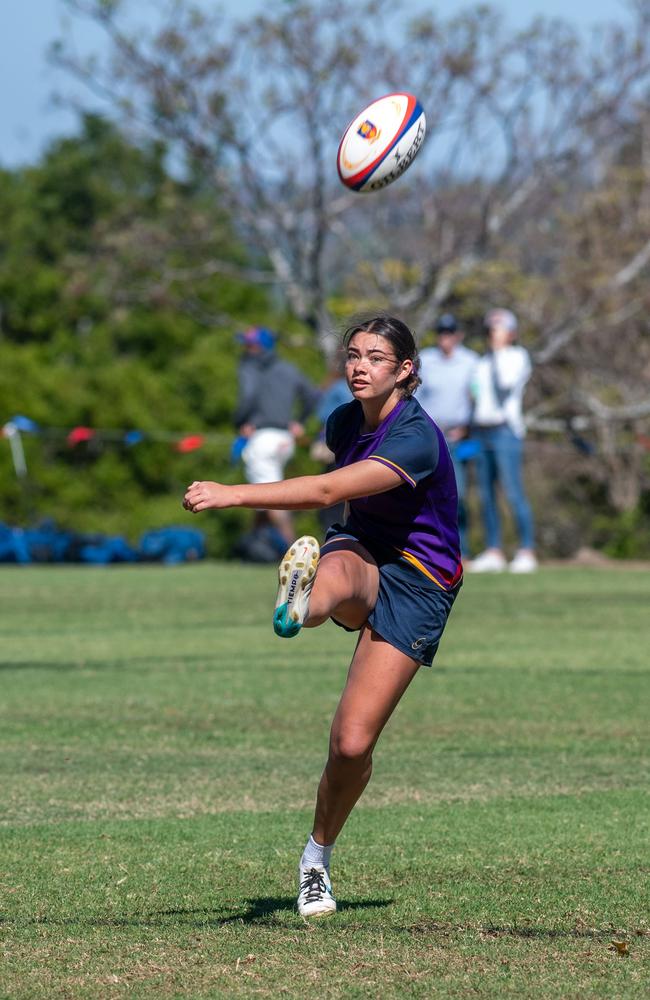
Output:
[337, 93, 426, 193]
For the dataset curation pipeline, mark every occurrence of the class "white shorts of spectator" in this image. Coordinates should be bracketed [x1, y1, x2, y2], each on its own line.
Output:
[242, 428, 295, 485]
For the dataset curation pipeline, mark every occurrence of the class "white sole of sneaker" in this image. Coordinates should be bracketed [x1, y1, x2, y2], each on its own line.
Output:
[298, 905, 337, 919]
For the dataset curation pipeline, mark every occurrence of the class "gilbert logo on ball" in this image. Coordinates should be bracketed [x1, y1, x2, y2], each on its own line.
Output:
[337, 93, 426, 193]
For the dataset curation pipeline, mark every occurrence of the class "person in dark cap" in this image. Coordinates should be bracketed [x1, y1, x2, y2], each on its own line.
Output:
[417, 313, 478, 558]
[233, 327, 320, 555]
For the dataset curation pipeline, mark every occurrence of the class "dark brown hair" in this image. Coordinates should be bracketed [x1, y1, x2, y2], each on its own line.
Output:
[342, 315, 421, 398]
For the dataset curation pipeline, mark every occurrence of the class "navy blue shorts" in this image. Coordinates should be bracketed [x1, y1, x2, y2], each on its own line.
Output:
[321, 526, 461, 667]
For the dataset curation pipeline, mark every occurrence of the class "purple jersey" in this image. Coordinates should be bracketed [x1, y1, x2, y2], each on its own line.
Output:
[326, 397, 462, 591]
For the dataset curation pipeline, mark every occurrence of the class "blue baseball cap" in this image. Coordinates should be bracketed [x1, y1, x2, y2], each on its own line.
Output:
[236, 326, 276, 350]
[436, 313, 458, 334]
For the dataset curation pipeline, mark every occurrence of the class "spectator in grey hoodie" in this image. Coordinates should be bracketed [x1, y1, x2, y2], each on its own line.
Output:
[234, 327, 320, 548]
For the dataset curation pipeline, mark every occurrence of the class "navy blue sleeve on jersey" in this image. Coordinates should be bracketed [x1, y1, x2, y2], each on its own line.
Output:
[325, 401, 356, 453]
[368, 405, 439, 488]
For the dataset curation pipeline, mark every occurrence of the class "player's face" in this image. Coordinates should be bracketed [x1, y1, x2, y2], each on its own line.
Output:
[345, 332, 413, 400]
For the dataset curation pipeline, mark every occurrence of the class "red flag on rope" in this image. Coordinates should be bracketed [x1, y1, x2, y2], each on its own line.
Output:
[67, 426, 96, 446]
[176, 435, 205, 453]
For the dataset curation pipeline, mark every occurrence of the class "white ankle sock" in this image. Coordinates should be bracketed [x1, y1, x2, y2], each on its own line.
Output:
[301, 834, 334, 870]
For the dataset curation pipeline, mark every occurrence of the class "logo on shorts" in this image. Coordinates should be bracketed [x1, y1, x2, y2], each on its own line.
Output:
[411, 636, 428, 650]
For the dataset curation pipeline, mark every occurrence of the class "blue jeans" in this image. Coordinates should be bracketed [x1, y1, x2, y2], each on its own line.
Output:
[447, 439, 479, 558]
[474, 425, 535, 551]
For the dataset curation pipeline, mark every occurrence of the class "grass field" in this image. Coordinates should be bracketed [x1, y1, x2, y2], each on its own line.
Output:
[0, 562, 648, 998]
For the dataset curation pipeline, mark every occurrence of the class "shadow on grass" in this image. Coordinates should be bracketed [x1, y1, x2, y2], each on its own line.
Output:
[1, 898, 393, 929]
[153, 897, 393, 924]
[216, 896, 394, 922]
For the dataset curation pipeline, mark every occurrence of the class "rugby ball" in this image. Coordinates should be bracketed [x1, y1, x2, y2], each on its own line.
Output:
[337, 93, 426, 193]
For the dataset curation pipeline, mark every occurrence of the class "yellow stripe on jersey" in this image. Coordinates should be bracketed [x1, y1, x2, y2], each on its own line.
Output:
[398, 549, 449, 590]
[368, 454, 416, 488]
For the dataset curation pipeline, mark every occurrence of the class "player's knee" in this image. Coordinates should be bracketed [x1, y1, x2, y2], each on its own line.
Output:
[329, 729, 373, 766]
[318, 550, 377, 609]
[318, 552, 355, 588]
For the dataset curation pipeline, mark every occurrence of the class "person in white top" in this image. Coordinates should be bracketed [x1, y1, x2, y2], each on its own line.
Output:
[418, 313, 479, 557]
[470, 308, 537, 573]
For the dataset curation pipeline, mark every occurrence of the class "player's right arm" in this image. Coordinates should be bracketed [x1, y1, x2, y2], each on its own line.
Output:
[183, 459, 403, 514]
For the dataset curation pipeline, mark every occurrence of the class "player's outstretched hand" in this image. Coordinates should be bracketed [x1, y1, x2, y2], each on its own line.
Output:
[183, 480, 232, 513]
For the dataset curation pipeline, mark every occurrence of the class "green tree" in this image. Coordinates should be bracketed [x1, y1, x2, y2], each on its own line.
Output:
[0, 116, 306, 553]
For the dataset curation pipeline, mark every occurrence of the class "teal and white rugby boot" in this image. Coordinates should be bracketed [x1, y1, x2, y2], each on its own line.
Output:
[273, 535, 320, 638]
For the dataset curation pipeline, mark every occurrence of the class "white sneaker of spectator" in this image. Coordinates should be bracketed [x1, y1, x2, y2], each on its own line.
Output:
[468, 549, 507, 573]
[508, 550, 538, 574]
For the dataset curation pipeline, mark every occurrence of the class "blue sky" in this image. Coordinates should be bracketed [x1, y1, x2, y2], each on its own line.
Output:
[0, 0, 633, 168]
